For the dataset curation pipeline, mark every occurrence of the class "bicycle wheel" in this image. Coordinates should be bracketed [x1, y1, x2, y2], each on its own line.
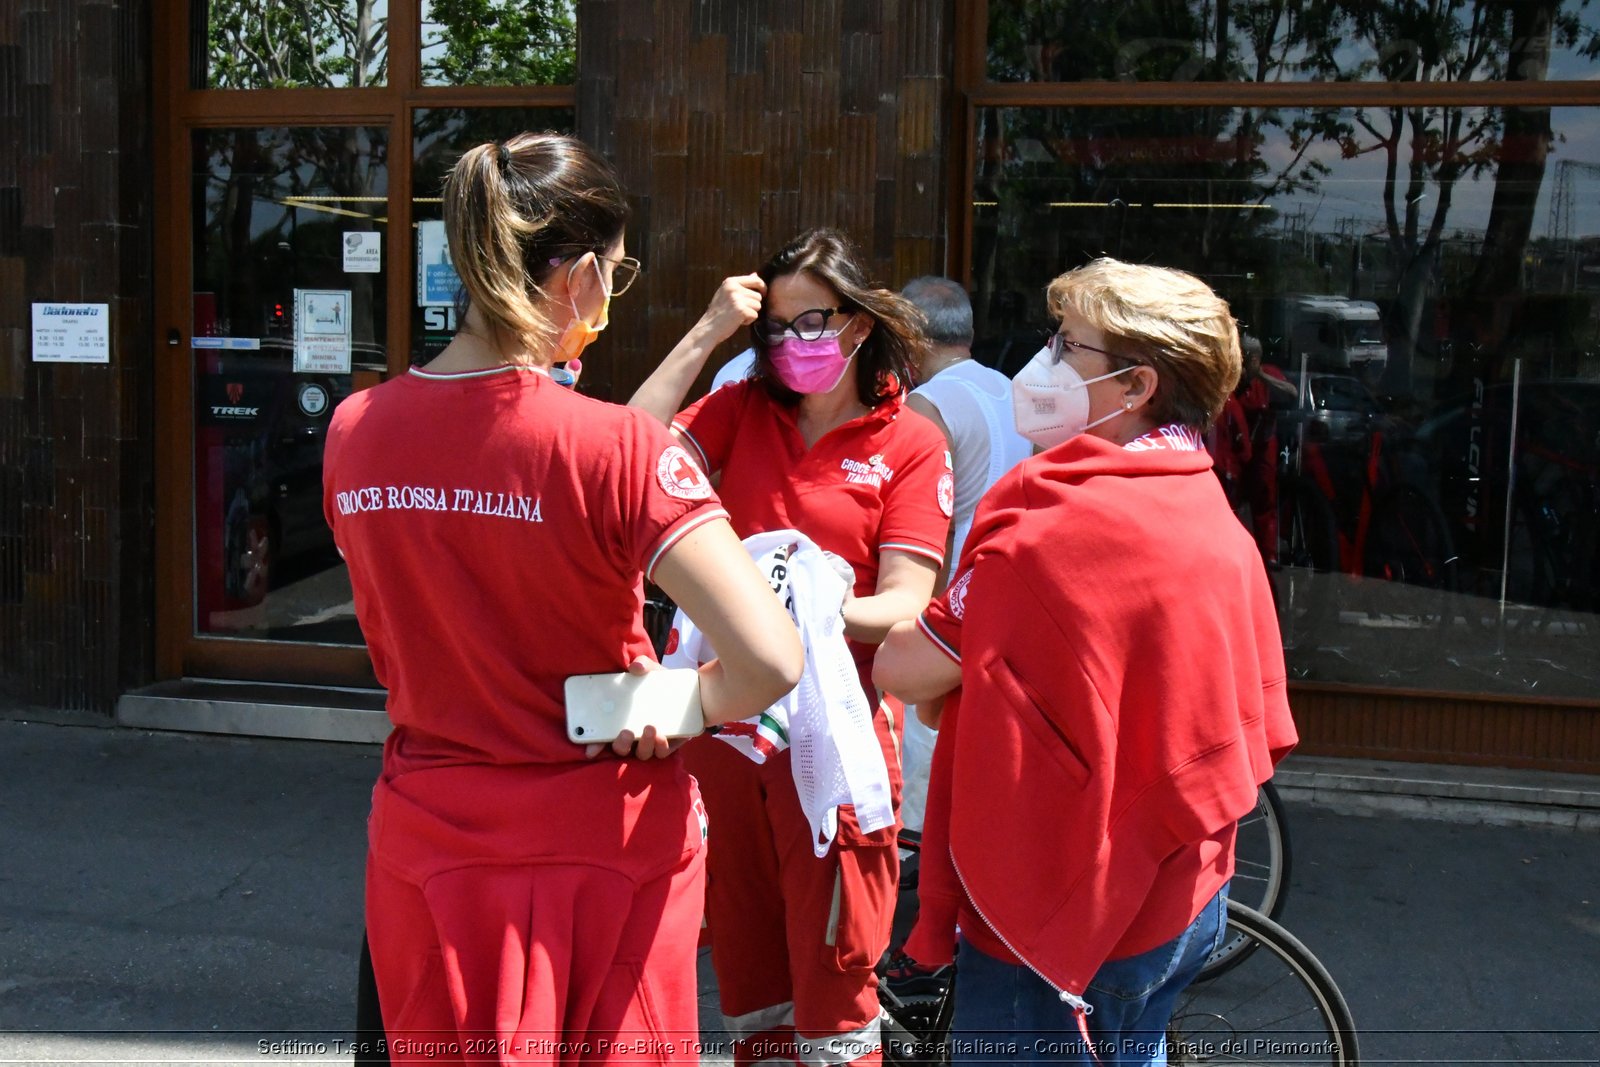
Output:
[1198, 782, 1293, 979]
[1170, 901, 1360, 1066]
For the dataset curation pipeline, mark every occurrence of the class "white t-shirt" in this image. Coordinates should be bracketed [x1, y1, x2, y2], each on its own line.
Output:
[900, 359, 1032, 833]
[710, 347, 757, 391]
[910, 359, 1033, 562]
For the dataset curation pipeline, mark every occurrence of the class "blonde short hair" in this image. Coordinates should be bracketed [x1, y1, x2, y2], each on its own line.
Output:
[1045, 258, 1242, 429]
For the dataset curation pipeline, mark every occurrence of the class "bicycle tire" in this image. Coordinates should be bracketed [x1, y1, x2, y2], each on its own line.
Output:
[1171, 901, 1360, 1066]
[1198, 782, 1293, 979]
[882, 900, 1357, 1067]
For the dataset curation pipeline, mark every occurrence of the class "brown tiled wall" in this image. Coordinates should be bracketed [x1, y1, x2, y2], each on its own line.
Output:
[576, 0, 952, 401]
[0, 0, 153, 713]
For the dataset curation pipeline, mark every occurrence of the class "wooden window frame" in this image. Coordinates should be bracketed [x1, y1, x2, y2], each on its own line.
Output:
[152, 0, 577, 683]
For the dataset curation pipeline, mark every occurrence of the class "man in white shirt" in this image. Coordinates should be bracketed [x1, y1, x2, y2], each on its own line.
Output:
[904, 277, 1032, 585]
[898, 277, 1032, 832]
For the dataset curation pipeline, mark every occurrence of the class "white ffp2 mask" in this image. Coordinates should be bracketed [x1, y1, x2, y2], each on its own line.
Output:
[1010, 345, 1137, 450]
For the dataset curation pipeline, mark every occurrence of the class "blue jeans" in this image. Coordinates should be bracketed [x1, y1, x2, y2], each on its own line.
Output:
[949, 884, 1228, 1066]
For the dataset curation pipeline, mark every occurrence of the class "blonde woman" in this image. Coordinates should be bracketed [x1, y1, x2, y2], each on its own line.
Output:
[324, 132, 801, 1063]
[876, 259, 1298, 1066]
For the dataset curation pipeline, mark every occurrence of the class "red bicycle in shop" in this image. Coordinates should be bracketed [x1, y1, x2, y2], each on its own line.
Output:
[1274, 384, 1458, 639]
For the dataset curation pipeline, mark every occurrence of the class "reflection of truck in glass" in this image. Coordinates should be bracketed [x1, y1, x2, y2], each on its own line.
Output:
[1264, 295, 1387, 375]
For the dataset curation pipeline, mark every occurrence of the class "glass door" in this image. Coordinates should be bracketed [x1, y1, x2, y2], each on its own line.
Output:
[154, 0, 577, 687]
[182, 124, 389, 677]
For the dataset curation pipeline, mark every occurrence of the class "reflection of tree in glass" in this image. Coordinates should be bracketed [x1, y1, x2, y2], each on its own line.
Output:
[421, 0, 576, 86]
[199, 128, 388, 343]
[203, 1, 387, 88]
[981, 1, 1600, 392]
[969, 104, 1339, 350]
[1306, 2, 1599, 390]
[986, 0, 1600, 84]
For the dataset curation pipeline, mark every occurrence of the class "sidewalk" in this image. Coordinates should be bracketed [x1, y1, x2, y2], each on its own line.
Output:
[2, 716, 1597, 1064]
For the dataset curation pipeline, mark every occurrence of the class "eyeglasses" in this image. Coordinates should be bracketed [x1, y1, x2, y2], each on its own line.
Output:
[599, 255, 642, 297]
[754, 307, 851, 344]
[1046, 331, 1119, 364]
[550, 251, 643, 297]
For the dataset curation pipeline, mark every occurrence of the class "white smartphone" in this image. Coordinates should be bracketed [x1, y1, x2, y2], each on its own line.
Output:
[564, 669, 705, 745]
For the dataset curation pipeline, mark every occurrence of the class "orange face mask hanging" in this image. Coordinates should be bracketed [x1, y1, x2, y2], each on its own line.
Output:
[553, 255, 611, 364]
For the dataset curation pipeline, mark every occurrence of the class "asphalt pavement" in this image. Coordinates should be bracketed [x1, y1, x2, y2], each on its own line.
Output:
[1, 717, 1597, 1065]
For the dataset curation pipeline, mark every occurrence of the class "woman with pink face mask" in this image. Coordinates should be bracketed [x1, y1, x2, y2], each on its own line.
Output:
[631, 228, 951, 1067]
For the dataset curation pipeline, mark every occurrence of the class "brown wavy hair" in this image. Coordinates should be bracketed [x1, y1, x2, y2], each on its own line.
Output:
[751, 229, 928, 407]
[442, 132, 629, 363]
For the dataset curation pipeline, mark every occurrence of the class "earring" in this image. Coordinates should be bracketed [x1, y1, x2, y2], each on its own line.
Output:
[1124, 399, 1134, 410]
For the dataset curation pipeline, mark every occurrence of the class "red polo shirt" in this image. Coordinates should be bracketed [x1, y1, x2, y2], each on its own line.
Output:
[672, 380, 951, 681]
[324, 365, 729, 774]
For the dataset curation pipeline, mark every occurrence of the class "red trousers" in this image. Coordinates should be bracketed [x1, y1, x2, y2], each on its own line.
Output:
[685, 706, 901, 1067]
[366, 760, 707, 1066]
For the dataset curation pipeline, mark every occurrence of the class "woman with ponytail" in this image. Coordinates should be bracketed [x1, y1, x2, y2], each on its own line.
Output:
[324, 132, 802, 1064]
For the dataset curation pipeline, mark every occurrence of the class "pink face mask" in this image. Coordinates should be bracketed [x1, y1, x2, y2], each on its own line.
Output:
[768, 330, 860, 394]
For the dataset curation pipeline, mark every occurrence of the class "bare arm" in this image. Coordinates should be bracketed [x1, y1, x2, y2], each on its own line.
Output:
[874, 618, 961, 707]
[629, 275, 766, 425]
[841, 549, 939, 645]
[652, 517, 804, 726]
[905, 392, 958, 593]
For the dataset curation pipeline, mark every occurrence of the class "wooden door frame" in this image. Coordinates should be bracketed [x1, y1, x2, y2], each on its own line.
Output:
[151, 0, 575, 684]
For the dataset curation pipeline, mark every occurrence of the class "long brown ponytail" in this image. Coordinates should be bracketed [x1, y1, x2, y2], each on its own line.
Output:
[442, 132, 629, 362]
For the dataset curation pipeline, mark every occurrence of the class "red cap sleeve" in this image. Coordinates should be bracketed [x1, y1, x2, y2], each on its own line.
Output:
[601, 409, 730, 582]
[670, 378, 748, 477]
[877, 413, 952, 567]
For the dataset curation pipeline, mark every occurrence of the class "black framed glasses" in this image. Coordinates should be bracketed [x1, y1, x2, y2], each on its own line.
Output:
[754, 306, 851, 344]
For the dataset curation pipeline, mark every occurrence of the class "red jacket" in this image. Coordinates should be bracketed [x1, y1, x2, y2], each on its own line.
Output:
[915, 430, 1296, 995]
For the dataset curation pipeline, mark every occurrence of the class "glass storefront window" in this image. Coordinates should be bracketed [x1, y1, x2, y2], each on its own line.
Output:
[190, 126, 389, 644]
[409, 107, 576, 364]
[986, 1, 1600, 83]
[970, 104, 1600, 698]
[197, 1, 389, 88]
[420, 0, 576, 86]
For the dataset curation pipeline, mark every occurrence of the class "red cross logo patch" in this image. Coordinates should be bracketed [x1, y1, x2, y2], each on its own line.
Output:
[656, 445, 713, 501]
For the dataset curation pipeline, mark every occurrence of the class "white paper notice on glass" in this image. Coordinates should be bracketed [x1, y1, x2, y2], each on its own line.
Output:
[343, 231, 382, 273]
[293, 289, 353, 374]
[416, 219, 462, 307]
[32, 303, 111, 363]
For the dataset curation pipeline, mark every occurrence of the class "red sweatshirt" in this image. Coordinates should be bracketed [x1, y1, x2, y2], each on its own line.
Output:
[912, 427, 1297, 995]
